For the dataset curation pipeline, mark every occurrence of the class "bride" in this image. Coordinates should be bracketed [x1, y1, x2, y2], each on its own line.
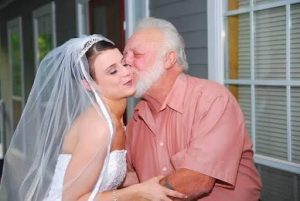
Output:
[0, 35, 186, 201]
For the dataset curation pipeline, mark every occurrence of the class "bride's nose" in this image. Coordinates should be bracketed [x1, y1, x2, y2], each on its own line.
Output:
[121, 64, 132, 77]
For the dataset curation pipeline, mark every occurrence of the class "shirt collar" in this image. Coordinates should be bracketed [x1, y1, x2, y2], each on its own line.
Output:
[133, 73, 186, 120]
[160, 73, 186, 113]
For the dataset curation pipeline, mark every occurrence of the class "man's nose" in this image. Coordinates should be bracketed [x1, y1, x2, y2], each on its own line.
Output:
[123, 51, 133, 65]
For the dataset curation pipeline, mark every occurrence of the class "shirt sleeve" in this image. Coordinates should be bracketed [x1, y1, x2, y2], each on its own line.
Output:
[171, 93, 247, 187]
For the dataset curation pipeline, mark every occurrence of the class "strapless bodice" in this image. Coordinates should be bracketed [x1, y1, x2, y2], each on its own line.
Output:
[44, 150, 127, 200]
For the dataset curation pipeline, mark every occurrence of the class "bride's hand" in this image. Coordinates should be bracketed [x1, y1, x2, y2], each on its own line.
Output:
[133, 176, 187, 201]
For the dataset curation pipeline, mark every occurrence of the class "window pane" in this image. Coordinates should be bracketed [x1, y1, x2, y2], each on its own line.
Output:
[291, 3, 300, 80]
[255, 7, 286, 80]
[37, 15, 53, 64]
[227, 14, 250, 79]
[228, 0, 250, 11]
[10, 32, 22, 96]
[13, 99, 22, 130]
[254, 0, 279, 5]
[228, 85, 252, 136]
[255, 86, 287, 160]
[291, 87, 300, 163]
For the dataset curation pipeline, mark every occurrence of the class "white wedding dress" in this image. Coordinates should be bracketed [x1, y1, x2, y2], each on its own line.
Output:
[44, 150, 127, 201]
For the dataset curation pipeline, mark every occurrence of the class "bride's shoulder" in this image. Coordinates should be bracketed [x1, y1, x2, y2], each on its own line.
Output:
[75, 107, 109, 141]
[62, 106, 109, 154]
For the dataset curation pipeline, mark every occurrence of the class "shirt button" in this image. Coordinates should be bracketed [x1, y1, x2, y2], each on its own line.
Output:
[159, 142, 164, 146]
[162, 167, 167, 171]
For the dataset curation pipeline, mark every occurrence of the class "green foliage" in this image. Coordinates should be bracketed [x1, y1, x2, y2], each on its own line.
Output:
[38, 34, 52, 63]
[10, 32, 21, 96]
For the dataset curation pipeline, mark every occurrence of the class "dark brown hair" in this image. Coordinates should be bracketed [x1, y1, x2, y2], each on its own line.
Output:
[86, 40, 116, 59]
[86, 40, 116, 79]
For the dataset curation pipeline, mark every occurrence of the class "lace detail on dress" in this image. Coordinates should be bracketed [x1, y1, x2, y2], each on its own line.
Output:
[98, 150, 127, 191]
[44, 150, 127, 201]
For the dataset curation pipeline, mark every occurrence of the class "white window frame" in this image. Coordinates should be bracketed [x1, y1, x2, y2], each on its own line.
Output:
[207, 0, 300, 174]
[7, 17, 25, 129]
[76, 0, 90, 36]
[125, 0, 149, 120]
[33, 1, 56, 70]
[207, 0, 225, 83]
[125, 0, 149, 39]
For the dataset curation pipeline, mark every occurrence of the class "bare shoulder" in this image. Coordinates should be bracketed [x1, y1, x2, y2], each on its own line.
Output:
[63, 106, 110, 153]
[76, 106, 110, 144]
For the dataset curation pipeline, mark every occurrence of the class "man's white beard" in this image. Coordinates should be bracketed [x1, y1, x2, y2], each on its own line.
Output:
[134, 59, 165, 98]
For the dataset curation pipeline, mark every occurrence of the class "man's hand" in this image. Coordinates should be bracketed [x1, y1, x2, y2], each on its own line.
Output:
[159, 168, 215, 200]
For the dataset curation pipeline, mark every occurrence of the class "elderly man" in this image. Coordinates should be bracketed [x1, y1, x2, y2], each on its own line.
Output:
[124, 17, 262, 201]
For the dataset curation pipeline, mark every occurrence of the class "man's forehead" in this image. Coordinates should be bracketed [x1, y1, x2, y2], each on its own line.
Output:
[128, 29, 163, 47]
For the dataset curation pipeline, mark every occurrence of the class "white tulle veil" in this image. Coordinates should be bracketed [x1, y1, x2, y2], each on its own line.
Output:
[0, 34, 115, 201]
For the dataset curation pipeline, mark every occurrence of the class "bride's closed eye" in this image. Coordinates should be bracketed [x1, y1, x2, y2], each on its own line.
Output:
[106, 65, 118, 75]
[109, 69, 117, 75]
[123, 63, 131, 68]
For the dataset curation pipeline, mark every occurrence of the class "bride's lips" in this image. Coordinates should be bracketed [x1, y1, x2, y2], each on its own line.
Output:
[124, 79, 133, 86]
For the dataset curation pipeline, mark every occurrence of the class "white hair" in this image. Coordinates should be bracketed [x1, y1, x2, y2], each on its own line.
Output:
[135, 17, 188, 71]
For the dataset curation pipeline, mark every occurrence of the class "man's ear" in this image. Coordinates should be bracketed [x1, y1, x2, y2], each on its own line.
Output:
[164, 51, 177, 69]
[82, 80, 92, 91]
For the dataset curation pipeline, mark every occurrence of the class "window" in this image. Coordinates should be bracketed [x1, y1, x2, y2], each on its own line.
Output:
[208, 0, 300, 200]
[7, 17, 24, 130]
[33, 2, 56, 68]
[224, 0, 300, 171]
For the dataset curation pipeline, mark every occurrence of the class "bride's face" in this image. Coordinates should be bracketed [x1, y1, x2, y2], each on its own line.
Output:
[89, 48, 135, 100]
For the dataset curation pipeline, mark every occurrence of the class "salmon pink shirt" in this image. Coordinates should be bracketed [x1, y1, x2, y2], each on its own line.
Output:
[126, 73, 262, 201]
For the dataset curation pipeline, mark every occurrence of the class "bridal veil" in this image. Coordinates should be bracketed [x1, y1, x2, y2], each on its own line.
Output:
[0, 35, 115, 201]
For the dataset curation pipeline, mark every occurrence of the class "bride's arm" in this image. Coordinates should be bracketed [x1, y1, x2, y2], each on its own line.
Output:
[62, 121, 109, 201]
[78, 176, 187, 201]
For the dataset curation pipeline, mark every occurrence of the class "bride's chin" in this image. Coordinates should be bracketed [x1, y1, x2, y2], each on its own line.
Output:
[123, 86, 136, 96]
[126, 89, 136, 97]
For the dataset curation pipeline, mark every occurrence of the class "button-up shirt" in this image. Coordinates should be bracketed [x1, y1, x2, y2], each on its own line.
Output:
[126, 73, 262, 201]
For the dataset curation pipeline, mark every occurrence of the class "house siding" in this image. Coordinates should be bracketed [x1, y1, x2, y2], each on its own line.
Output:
[149, 0, 208, 78]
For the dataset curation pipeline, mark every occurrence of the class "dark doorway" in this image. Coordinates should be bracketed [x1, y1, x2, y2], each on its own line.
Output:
[89, 0, 125, 51]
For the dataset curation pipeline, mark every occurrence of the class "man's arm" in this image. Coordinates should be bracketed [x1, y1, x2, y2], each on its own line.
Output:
[160, 168, 215, 200]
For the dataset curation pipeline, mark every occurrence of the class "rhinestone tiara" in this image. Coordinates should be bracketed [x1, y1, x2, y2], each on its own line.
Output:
[79, 37, 102, 57]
